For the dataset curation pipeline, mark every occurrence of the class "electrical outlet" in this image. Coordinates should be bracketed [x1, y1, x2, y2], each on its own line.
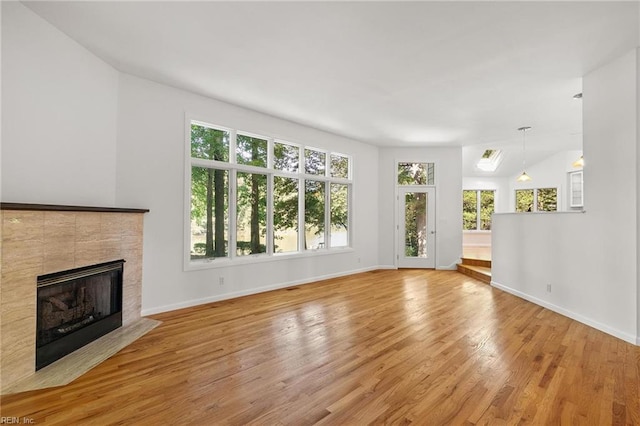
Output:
[357, 257, 361, 263]
[219, 277, 224, 286]
[546, 283, 552, 293]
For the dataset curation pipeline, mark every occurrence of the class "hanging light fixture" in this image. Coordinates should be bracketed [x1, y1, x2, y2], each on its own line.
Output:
[516, 126, 532, 182]
[572, 155, 584, 168]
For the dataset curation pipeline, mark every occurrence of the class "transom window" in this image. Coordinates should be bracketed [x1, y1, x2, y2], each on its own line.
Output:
[187, 120, 352, 267]
[397, 162, 435, 185]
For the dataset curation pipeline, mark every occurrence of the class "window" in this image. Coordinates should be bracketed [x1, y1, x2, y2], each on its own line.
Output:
[274, 142, 299, 172]
[537, 188, 557, 212]
[398, 162, 435, 185]
[515, 188, 557, 213]
[463, 190, 495, 230]
[330, 184, 349, 247]
[236, 172, 267, 256]
[305, 149, 326, 175]
[273, 176, 298, 253]
[330, 154, 349, 179]
[569, 171, 583, 208]
[236, 134, 267, 167]
[476, 150, 503, 172]
[187, 119, 352, 266]
[304, 179, 325, 249]
[191, 124, 229, 162]
[515, 189, 534, 212]
[190, 166, 229, 259]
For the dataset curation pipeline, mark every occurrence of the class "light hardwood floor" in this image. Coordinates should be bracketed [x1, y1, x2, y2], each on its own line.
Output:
[2, 270, 639, 425]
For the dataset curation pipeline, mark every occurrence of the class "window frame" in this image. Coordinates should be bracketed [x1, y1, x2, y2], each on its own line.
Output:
[397, 161, 436, 186]
[514, 187, 559, 213]
[463, 189, 495, 231]
[568, 171, 584, 208]
[184, 114, 354, 271]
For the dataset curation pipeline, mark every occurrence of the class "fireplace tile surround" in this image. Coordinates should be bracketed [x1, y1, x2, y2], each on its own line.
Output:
[1, 203, 149, 391]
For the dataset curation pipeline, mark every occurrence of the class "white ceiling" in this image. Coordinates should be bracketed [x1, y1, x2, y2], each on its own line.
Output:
[23, 1, 638, 177]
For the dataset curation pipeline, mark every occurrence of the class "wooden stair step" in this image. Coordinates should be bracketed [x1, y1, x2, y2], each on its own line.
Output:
[457, 263, 491, 284]
[460, 257, 491, 268]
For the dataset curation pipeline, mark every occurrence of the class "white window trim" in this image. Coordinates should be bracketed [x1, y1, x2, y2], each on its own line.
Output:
[184, 113, 353, 271]
[568, 170, 584, 208]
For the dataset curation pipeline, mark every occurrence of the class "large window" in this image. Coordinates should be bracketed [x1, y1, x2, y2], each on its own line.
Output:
[515, 188, 557, 212]
[463, 190, 495, 230]
[187, 120, 352, 266]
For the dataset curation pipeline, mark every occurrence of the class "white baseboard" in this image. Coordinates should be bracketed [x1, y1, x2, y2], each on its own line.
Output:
[491, 280, 638, 346]
[142, 265, 383, 316]
[438, 261, 459, 270]
[377, 265, 397, 270]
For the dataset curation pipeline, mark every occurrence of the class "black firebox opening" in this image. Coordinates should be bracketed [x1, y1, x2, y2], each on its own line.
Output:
[36, 259, 124, 370]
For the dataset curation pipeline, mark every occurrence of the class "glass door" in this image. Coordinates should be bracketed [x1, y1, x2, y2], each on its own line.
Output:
[397, 187, 436, 268]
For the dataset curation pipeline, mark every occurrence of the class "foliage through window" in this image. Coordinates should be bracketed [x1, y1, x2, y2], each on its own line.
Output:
[537, 188, 557, 211]
[236, 134, 267, 168]
[305, 149, 326, 176]
[463, 190, 495, 230]
[515, 188, 557, 213]
[515, 189, 534, 212]
[274, 142, 299, 173]
[236, 172, 267, 255]
[188, 120, 351, 265]
[273, 176, 298, 253]
[397, 162, 435, 185]
[305, 180, 325, 249]
[330, 184, 349, 247]
[190, 166, 228, 258]
[331, 154, 349, 179]
[404, 192, 427, 258]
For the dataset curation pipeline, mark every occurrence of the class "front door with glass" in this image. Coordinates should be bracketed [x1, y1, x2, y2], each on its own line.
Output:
[397, 187, 436, 268]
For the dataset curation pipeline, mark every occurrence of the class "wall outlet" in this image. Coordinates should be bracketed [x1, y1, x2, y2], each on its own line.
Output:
[546, 283, 552, 293]
[357, 257, 361, 263]
[219, 277, 224, 286]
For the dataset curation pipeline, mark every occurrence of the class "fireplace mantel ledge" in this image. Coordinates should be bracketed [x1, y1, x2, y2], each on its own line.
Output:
[1, 202, 149, 213]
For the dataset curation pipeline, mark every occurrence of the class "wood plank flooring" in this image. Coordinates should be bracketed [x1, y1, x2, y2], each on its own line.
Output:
[2, 269, 639, 425]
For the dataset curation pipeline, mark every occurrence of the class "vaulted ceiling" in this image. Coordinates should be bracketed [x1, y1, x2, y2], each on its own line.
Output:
[23, 1, 638, 176]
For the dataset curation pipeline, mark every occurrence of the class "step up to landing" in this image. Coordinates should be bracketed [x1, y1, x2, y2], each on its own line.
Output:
[457, 258, 491, 284]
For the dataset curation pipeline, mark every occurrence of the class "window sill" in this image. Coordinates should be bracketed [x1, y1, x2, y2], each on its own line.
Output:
[493, 210, 586, 216]
[185, 247, 355, 271]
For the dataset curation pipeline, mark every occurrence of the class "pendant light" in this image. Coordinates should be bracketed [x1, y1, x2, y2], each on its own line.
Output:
[572, 155, 584, 168]
[516, 126, 532, 182]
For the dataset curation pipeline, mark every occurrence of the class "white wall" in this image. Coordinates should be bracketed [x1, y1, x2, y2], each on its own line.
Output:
[637, 48, 640, 344]
[492, 49, 638, 344]
[508, 150, 583, 212]
[1, 2, 119, 206]
[115, 74, 380, 314]
[1, 1, 3, 203]
[378, 147, 462, 269]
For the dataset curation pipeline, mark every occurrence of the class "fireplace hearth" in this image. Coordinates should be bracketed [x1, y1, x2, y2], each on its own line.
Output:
[36, 260, 124, 370]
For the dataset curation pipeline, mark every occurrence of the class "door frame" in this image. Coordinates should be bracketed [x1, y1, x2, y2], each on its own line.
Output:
[396, 185, 437, 269]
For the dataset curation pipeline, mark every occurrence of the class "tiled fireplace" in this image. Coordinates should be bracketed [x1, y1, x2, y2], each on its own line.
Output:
[1, 203, 148, 390]
[36, 259, 125, 370]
